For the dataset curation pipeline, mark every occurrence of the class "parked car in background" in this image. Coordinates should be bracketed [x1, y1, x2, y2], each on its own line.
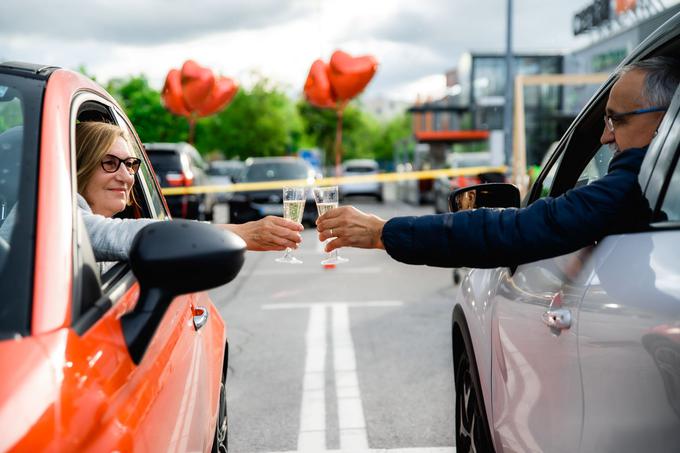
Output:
[145, 142, 216, 220]
[339, 158, 383, 201]
[229, 156, 317, 225]
[452, 14, 680, 453]
[433, 151, 505, 214]
[0, 61, 239, 452]
[207, 159, 244, 203]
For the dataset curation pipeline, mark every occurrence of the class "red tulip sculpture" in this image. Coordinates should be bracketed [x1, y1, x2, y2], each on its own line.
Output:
[162, 60, 238, 143]
[303, 50, 378, 176]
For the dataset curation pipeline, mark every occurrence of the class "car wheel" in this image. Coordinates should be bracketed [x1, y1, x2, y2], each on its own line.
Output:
[211, 372, 228, 453]
[455, 344, 494, 453]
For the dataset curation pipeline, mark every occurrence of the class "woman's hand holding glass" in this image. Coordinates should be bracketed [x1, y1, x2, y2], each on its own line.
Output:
[275, 186, 306, 264]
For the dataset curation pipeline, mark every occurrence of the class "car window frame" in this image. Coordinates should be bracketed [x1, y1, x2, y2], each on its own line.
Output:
[647, 85, 680, 229]
[70, 93, 165, 333]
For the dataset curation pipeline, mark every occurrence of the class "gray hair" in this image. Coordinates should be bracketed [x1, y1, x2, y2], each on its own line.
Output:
[618, 56, 680, 107]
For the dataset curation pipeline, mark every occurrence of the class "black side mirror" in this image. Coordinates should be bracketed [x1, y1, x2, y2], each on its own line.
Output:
[122, 220, 246, 363]
[448, 183, 520, 213]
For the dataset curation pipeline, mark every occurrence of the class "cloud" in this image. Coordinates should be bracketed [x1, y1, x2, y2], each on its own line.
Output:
[0, 0, 314, 44]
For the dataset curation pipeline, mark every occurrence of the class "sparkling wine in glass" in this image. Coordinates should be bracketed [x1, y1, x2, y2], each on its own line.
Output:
[275, 186, 306, 264]
[313, 186, 349, 265]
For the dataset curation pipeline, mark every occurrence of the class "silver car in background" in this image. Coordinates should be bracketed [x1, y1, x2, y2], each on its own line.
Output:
[453, 13, 680, 453]
[339, 158, 383, 202]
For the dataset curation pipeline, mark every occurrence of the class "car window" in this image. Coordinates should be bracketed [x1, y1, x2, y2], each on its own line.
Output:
[0, 73, 42, 336]
[146, 151, 182, 172]
[244, 162, 310, 181]
[530, 91, 610, 202]
[345, 166, 375, 173]
[659, 153, 680, 221]
[574, 145, 613, 188]
[115, 114, 167, 220]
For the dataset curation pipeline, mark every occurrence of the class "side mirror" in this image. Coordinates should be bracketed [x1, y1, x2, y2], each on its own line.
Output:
[448, 183, 520, 213]
[122, 220, 246, 363]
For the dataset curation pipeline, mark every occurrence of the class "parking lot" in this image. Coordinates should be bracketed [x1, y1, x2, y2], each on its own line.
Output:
[211, 200, 457, 453]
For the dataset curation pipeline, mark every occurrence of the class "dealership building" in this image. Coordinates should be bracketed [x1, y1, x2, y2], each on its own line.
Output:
[409, 0, 680, 169]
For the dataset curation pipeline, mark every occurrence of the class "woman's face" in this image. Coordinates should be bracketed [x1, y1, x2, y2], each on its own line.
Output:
[82, 137, 135, 217]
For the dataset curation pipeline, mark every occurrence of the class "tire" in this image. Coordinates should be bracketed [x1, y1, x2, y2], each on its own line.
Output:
[212, 350, 229, 453]
[455, 340, 495, 453]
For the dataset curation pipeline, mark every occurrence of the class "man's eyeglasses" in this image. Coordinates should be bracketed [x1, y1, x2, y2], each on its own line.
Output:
[604, 106, 667, 132]
[101, 154, 142, 175]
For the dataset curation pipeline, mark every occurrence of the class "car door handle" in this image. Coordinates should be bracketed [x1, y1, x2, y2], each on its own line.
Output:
[193, 306, 209, 331]
[542, 308, 572, 330]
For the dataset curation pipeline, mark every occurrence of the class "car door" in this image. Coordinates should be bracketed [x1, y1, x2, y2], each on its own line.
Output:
[577, 86, 680, 453]
[62, 94, 218, 452]
[484, 86, 616, 452]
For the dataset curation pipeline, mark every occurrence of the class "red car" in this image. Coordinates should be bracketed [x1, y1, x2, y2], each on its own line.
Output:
[0, 62, 243, 452]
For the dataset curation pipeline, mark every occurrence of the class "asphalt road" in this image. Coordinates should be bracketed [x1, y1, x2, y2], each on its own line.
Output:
[210, 199, 457, 453]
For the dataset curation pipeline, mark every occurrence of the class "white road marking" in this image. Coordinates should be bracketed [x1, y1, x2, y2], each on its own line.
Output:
[268, 448, 456, 453]
[262, 301, 403, 310]
[333, 304, 368, 450]
[252, 266, 383, 276]
[264, 301, 407, 452]
[298, 305, 327, 451]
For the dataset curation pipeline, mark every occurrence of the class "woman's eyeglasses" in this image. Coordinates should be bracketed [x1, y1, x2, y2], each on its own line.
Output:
[101, 154, 142, 175]
[604, 106, 667, 132]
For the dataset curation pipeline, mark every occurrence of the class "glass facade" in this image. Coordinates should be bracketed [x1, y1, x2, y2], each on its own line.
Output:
[469, 54, 563, 165]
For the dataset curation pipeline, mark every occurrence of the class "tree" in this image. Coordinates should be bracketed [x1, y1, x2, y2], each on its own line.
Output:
[106, 75, 189, 144]
[195, 76, 304, 159]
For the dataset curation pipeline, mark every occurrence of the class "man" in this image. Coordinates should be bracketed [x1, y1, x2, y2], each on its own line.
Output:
[316, 57, 680, 268]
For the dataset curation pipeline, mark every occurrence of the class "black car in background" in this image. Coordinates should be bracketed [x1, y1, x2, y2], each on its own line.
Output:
[229, 157, 317, 224]
[144, 142, 216, 220]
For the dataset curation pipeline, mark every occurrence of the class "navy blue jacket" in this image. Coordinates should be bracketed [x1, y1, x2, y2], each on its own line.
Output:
[382, 147, 652, 268]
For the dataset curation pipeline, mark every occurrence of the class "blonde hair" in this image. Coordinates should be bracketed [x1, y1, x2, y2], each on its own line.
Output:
[76, 121, 136, 206]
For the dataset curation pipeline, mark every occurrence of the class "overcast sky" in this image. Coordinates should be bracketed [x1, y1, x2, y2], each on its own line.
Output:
[2, 0, 678, 102]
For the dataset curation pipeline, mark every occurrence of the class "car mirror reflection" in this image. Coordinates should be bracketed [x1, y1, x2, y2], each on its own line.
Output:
[449, 183, 521, 213]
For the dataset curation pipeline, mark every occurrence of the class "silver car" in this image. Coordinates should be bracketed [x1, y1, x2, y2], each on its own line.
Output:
[340, 159, 383, 201]
[453, 13, 680, 453]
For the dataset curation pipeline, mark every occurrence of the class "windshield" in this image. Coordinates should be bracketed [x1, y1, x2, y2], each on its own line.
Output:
[147, 150, 183, 172]
[244, 161, 310, 182]
[0, 72, 43, 337]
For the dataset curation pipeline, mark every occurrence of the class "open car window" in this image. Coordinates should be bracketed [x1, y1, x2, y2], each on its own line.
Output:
[529, 90, 612, 203]
[113, 112, 167, 221]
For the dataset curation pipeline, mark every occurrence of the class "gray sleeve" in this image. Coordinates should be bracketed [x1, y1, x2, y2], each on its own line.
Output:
[78, 195, 158, 262]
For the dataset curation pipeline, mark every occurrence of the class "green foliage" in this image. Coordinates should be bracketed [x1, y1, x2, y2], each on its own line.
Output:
[195, 77, 303, 159]
[106, 75, 189, 143]
[98, 72, 412, 167]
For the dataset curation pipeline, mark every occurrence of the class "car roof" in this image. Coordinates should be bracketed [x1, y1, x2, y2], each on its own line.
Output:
[210, 160, 243, 167]
[244, 156, 308, 165]
[144, 142, 196, 153]
[343, 159, 379, 167]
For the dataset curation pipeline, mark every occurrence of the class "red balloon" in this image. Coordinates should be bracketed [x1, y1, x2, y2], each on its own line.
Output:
[328, 50, 377, 101]
[181, 60, 215, 111]
[161, 69, 190, 117]
[197, 76, 238, 117]
[304, 60, 336, 109]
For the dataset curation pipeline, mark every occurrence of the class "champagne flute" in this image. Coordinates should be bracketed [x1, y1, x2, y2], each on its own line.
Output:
[312, 186, 349, 265]
[275, 186, 306, 264]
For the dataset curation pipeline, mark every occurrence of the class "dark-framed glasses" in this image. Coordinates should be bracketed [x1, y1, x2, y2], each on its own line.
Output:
[604, 106, 667, 132]
[101, 154, 142, 175]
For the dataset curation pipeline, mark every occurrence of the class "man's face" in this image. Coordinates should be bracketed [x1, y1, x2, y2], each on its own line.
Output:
[600, 69, 665, 152]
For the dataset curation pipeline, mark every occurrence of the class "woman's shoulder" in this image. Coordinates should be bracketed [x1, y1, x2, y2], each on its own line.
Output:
[76, 193, 92, 213]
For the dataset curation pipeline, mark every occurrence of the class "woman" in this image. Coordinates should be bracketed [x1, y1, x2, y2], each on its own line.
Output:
[76, 121, 302, 262]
